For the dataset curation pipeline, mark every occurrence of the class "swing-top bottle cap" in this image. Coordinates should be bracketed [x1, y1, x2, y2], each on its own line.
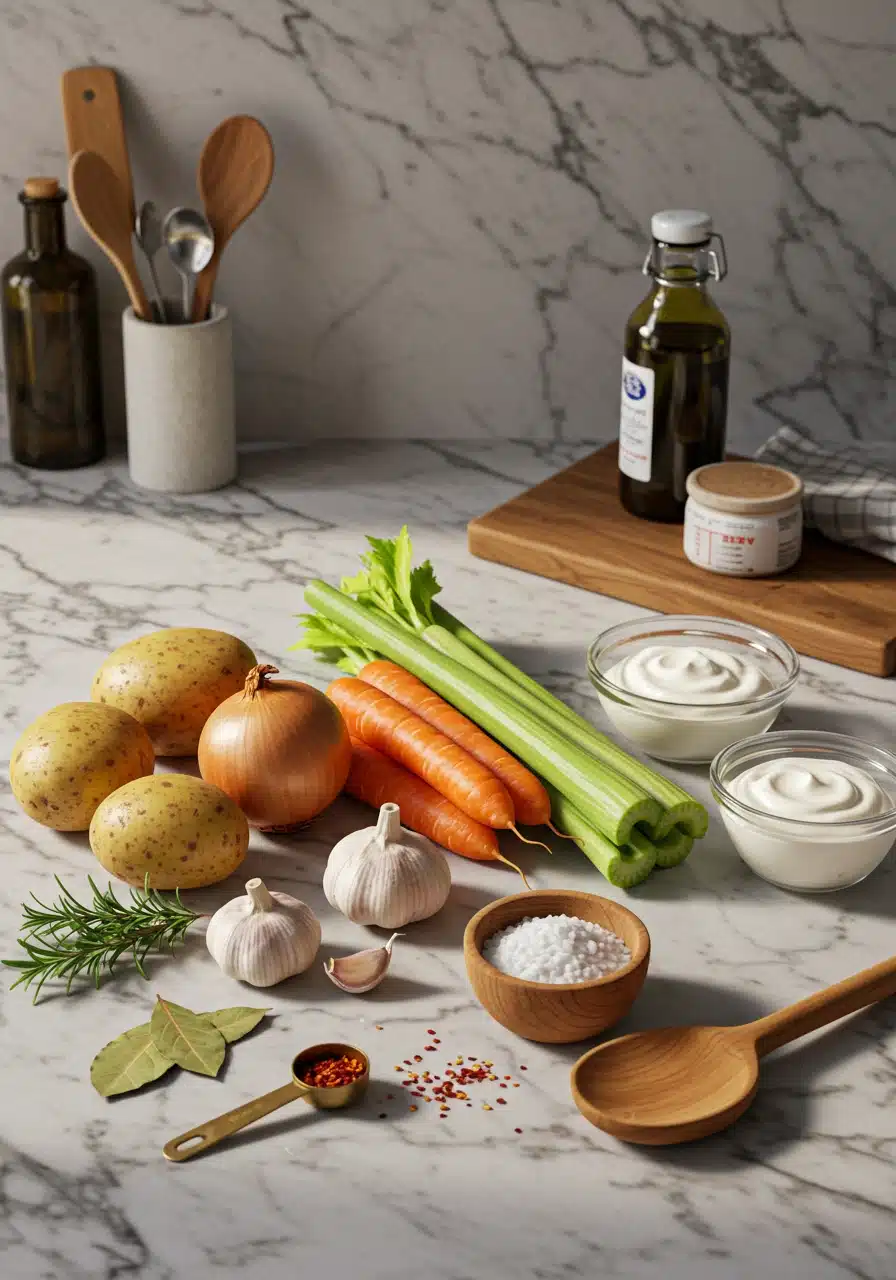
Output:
[651, 209, 712, 246]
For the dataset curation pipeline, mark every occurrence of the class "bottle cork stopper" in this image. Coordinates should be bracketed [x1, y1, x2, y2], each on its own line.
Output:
[23, 177, 60, 199]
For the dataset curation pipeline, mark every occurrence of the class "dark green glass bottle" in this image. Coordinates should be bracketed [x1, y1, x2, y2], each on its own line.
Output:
[2, 177, 104, 469]
[618, 210, 729, 523]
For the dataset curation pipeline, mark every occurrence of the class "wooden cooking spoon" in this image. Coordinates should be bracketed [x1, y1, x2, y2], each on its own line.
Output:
[571, 953, 896, 1146]
[190, 115, 274, 322]
[68, 150, 151, 320]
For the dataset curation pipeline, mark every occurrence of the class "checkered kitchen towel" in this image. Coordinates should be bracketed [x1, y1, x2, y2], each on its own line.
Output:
[755, 424, 896, 563]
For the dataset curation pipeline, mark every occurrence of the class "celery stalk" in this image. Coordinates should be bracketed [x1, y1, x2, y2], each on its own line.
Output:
[303, 581, 661, 847]
[652, 826, 694, 869]
[423, 624, 707, 840]
[547, 787, 656, 890]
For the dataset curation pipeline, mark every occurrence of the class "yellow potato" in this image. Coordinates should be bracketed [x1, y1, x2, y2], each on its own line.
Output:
[9, 702, 154, 831]
[89, 773, 249, 889]
[92, 628, 256, 757]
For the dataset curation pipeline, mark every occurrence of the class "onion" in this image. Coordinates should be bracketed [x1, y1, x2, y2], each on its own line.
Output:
[198, 665, 351, 830]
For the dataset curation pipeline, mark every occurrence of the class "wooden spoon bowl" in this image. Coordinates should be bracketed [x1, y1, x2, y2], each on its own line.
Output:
[572, 1025, 759, 1145]
[571, 953, 896, 1145]
[463, 890, 650, 1044]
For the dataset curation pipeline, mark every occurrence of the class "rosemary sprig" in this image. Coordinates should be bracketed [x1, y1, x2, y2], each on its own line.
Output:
[4, 875, 201, 1003]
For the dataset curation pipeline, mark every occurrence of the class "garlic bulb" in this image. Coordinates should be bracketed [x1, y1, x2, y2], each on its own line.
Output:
[206, 877, 321, 987]
[323, 803, 451, 928]
[325, 933, 401, 994]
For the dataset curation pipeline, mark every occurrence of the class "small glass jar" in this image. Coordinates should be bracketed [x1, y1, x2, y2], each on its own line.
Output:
[683, 461, 802, 577]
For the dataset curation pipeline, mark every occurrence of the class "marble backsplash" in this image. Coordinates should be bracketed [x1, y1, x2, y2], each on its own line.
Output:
[0, 0, 892, 447]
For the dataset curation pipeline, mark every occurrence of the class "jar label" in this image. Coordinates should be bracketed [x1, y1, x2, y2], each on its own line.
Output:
[618, 359, 655, 482]
[684, 503, 802, 576]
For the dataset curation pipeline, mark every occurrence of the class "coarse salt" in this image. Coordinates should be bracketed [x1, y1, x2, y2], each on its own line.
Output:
[482, 914, 630, 984]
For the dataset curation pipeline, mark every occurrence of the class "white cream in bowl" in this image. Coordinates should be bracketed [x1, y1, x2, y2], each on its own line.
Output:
[712, 733, 896, 892]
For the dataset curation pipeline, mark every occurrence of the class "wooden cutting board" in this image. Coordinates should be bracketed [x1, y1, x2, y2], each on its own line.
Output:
[468, 443, 896, 677]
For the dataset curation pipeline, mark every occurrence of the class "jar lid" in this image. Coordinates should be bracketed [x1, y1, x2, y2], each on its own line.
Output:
[651, 209, 712, 245]
[687, 462, 803, 515]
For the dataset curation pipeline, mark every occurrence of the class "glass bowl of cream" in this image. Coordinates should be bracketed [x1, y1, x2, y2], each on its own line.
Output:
[711, 731, 896, 892]
[586, 615, 799, 763]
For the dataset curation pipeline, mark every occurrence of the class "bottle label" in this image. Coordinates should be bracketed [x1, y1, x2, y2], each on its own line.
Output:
[618, 359, 655, 482]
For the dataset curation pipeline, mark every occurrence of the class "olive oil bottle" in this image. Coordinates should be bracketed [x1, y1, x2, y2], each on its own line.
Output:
[618, 210, 729, 523]
[2, 177, 104, 469]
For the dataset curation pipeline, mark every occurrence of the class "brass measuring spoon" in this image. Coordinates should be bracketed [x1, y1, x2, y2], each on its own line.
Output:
[163, 1042, 369, 1162]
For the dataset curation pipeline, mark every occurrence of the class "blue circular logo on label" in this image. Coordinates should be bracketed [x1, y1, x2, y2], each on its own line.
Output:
[623, 372, 647, 401]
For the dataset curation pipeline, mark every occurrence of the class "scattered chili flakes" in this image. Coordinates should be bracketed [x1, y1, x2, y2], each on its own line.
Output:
[388, 1037, 527, 1125]
[520, 1065, 528, 1071]
[515, 1127, 523, 1134]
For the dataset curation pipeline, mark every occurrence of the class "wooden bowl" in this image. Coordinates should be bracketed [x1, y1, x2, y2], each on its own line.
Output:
[463, 890, 650, 1044]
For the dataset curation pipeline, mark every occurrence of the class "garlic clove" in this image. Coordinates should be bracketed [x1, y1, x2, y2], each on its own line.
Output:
[324, 932, 401, 994]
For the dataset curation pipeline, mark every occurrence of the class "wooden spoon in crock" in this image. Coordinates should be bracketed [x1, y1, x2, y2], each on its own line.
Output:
[190, 114, 274, 322]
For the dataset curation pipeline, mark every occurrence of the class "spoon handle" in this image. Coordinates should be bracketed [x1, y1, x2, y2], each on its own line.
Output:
[750, 954, 896, 1057]
[163, 1079, 307, 1162]
[191, 257, 219, 324]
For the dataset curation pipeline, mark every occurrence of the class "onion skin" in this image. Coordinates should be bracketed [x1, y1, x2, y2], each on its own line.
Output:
[198, 665, 351, 829]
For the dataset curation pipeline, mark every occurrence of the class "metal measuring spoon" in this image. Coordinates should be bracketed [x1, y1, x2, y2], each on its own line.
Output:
[162, 1042, 370, 1162]
[134, 200, 168, 323]
[161, 206, 214, 323]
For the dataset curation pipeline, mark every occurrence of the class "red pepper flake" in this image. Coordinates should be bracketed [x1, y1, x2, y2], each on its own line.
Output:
[514, 1127, 522, 1134]
[413, 1055, 423, 1063]
[496, 1098, 507, 1105]
[512, 1083, 520, 1088]
[424, 1046, 436, 1052]
[439, 1113, 447, 1119]
[504, 1075, 511, 1080]
[299, 1054, 366, 1088]
[467, 1056, 476, 1062]
[404, 1059, 412, 1065]
[433, 1038, 441, 1044]
[520, 1065, 527, 1071]
[426, 1029, 436, 1036]
[409, 1105, 418, 1112]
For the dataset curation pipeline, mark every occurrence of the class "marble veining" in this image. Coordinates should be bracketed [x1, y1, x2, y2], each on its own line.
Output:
[0, 3, 892, 447]
[2, 440, 896, 1279]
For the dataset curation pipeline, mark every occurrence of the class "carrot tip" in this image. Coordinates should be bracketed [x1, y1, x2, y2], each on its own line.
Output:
[508, 824, 553, 856]
[495, 849, 531, 889]
[547, 821, 578, 842]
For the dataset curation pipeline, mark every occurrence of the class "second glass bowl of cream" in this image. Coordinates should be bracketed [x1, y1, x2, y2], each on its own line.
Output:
[587, 615, 799, 763]
[711, 731, 896, 891]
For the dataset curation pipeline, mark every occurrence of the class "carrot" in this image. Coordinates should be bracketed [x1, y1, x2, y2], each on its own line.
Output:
[345, 738, 503, 863]
[358, 659, 551, 826]
[328, 677, 516, 828]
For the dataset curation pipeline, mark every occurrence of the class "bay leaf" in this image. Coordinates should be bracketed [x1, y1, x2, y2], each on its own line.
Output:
[150, 997, 226, 1077]
[91, 1022, 175, 1098]
[201, 1007, 270, 1045]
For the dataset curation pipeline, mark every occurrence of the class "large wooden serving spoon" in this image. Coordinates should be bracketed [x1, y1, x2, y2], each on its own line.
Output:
[190, 115, 274, 322]
[571, 953, 896, 1145]
[68, 150, 151, 320]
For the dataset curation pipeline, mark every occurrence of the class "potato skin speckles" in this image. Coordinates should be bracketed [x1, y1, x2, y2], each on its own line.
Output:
[91, 628, 256, 757]
[89, 774, 249, 889]
[9, 703, 154, 832]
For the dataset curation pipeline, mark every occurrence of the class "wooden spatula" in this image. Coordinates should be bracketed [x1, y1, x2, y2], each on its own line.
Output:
[190, 115, 274, 322]
[68, 150, 150, 319]
[61, 67, 135, 225]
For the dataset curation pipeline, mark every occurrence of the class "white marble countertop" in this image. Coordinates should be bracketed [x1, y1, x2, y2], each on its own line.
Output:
[2, 441, 895, 1280]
